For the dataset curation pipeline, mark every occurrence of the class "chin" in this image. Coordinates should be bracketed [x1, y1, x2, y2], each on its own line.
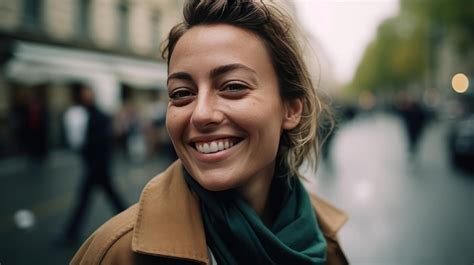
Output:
[193, 171, 240, 192]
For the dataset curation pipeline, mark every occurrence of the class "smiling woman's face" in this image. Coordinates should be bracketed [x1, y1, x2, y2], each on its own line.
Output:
[166, 24, 299, 192]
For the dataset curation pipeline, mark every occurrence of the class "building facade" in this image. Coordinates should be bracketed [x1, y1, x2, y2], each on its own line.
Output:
[0, 0, 184, 156]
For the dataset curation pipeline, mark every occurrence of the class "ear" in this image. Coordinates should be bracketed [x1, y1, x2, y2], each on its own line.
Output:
[282, 98, 303, 130]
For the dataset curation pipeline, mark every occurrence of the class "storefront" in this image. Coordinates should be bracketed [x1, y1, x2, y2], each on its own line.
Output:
[0, 41, 167, 157]
[4, 41, 167, 112]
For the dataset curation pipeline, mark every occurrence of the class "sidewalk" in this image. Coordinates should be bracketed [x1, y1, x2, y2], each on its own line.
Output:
[0, 148, 176, 265]
[310, 111, 474, 264]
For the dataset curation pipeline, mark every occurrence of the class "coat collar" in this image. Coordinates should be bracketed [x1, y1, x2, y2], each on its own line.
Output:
[131, 160, 210, 264]
[309, 193, 348, 239]
[131, 160, 347, 264]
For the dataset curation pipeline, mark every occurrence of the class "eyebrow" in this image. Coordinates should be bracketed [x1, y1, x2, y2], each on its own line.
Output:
[167, 63, 257, 85]
[209, 63, 257, 79]
[167, 72, 192, 85]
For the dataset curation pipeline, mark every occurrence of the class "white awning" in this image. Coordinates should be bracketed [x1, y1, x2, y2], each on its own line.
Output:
[5, 41, 167, 89]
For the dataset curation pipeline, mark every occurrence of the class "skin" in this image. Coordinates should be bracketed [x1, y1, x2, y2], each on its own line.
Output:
[166, 24, 302, 219]
[81, 87, 94, 106]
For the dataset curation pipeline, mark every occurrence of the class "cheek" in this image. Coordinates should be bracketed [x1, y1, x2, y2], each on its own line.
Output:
[166, 109, 187, 146]
[242, 106, 283, 151]
[259, 102, 285, 153]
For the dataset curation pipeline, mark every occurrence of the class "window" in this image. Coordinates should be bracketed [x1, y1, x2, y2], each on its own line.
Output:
[23, 0, 42, 28]
[150, 11, 160, 53]
[77, 0, 91, 39]
[117, 1, 129, 48]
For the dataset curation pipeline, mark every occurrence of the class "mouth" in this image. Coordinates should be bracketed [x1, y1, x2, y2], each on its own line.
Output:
[191, 137, 243, 154]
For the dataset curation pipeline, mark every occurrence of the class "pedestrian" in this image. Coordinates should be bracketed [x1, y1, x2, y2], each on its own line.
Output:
[71, 1, 348, 264]
[62, 82, 126, 243]
[25, 84, 50, 165]
[393, 92, 429, 156]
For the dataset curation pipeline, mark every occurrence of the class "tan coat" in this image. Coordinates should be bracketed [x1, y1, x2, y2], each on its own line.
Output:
[71, 160, 349, 264]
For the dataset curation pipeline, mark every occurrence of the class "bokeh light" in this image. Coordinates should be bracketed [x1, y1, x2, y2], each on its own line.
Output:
[451, 73, 469, 93]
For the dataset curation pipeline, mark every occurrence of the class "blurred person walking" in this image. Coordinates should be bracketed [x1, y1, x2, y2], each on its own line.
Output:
[25, 84, 50, 165]
[394, 94, 429, 156]
[61, 82, 126, 243]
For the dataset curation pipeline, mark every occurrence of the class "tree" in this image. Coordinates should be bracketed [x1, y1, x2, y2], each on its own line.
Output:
[347, 0, 473, 96]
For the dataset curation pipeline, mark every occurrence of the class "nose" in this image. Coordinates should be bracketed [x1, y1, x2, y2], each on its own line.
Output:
[190, 90, 224, 130]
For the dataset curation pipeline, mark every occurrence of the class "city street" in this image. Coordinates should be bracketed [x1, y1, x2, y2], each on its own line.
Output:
[1, 111, 473, 265]
[307, 111, 474, 264]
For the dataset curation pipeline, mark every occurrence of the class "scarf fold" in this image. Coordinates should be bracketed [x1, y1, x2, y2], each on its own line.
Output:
[183, 170, 327, 265]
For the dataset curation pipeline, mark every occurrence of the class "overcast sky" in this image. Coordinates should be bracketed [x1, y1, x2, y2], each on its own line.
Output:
[294, 0, 399, 84]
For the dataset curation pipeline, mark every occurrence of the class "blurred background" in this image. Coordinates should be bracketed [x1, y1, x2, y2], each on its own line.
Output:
[0, 0, 472, 264]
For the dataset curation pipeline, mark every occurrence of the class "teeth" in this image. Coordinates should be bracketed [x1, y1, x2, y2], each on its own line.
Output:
[203, 143, 210, 153]
[210, 142, 218, 153]
[195, 139, 238, 154]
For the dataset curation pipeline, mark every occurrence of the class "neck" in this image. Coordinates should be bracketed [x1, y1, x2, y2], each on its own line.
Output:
[238, 162, 275, 226]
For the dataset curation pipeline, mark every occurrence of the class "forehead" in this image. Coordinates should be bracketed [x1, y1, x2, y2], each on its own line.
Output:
[169, 24, 274, 75]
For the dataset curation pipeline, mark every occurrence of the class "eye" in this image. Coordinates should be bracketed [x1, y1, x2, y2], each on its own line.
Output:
[169, 89, 192, 99]
[220, 82, 249, 95]
[169, 88, 195, 106]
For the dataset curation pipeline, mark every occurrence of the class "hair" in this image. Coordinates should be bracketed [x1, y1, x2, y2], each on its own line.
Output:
[69, 81, 86, 105]
[162, 0, 333, 178]
[69, 81, 93, 105]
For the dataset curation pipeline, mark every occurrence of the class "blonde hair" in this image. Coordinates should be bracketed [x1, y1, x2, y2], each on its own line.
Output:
[162, 0, 332, 178]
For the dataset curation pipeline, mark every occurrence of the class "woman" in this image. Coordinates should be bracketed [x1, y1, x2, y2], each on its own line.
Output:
[71, 0, 348, 264]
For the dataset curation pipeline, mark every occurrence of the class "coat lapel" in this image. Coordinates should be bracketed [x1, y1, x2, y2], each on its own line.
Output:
[131, 160, 210, 264]
[309, 193, 348, 239]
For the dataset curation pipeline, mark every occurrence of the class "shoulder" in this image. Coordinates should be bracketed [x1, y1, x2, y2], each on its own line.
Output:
[64, 107, 87, 122]
[70, 204, 139, 264]
[308, 193, 348, 238]
[307, 192, 350, 265]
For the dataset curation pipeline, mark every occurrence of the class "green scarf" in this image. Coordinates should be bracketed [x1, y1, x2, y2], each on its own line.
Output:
[183, 169, 327, 265]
